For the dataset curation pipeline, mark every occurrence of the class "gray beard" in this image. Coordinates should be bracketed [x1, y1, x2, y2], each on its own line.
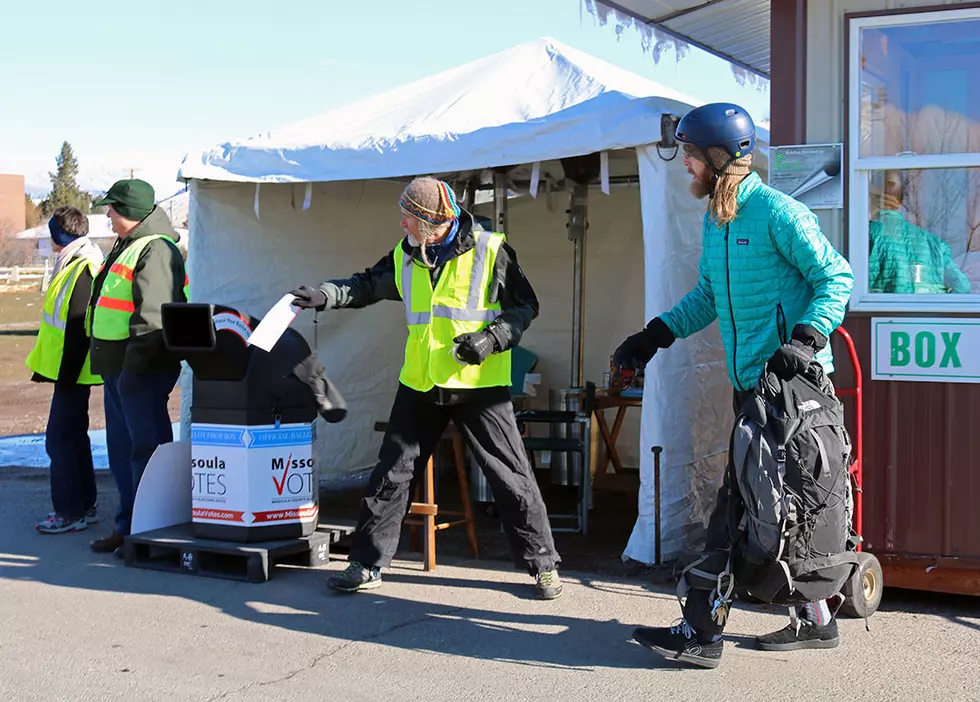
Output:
[405, 233, 435, 268]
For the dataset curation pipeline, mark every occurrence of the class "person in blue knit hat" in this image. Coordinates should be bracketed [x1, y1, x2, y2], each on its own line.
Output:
[28, 207, 105, 534]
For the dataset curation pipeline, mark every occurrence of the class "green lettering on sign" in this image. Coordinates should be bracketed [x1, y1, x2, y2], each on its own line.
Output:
[940, 332, 962, 368]
[915, 332, 936, 368]
[891, 332, 911, 366]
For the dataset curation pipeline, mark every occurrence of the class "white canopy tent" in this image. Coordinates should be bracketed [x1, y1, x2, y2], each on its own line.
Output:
[177, 37, 769, 563]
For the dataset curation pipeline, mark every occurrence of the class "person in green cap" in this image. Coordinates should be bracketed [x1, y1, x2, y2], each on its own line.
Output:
[86, 178, 189, 556]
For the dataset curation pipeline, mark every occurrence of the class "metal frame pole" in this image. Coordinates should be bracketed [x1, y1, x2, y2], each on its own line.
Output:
[493, 170, 509, 233]
[567, 183, 588, 388]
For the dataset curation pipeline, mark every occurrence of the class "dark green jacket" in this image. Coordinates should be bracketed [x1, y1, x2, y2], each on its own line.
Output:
[89, 207, 187, 376]
[868, 210, 972, 295]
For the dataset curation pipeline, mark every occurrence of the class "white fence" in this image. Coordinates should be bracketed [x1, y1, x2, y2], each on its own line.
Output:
[0, 265, 50, 289]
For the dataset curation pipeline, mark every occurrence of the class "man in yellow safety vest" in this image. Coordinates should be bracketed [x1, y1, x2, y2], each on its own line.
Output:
[27, 207, 104, 534]
[289, 177, 563, 600]
[85, 179, 188, 556]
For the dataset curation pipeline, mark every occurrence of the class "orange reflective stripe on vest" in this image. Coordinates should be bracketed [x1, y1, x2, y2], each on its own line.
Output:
[90, 234, 187, 341]
[97, 296, 136, 313]
[109, 262, 135, 281]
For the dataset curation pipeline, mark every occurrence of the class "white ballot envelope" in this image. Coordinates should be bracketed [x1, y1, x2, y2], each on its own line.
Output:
[246, 293, 302, 352]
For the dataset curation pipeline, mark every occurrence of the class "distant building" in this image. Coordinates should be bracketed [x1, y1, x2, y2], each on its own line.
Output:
[0, 174, 26, 235]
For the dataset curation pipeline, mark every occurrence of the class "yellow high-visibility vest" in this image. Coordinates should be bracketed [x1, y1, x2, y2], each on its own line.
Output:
[393, 230, 511, 392]
[26, 256, 102, 384]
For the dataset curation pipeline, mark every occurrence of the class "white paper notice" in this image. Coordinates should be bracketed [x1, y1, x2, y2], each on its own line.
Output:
[246, 294, 301, 352]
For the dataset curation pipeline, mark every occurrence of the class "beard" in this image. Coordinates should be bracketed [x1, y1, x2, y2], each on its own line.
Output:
[404, 231, 434, 268]
[689, 171, 715, 199]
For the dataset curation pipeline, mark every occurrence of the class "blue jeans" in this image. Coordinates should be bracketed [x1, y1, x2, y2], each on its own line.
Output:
[103, 371, 179, 535]
[46, 383, 97, 520]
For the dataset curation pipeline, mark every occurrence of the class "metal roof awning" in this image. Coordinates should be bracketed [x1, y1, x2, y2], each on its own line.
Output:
[584, 0, 771, 79]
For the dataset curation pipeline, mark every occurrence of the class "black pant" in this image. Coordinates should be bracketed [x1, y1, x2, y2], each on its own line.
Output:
[350, 383, 560, 575]
[46, 383, 97, 520]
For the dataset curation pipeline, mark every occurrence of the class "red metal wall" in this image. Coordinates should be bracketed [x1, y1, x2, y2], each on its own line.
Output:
[833, 316, 980, 564]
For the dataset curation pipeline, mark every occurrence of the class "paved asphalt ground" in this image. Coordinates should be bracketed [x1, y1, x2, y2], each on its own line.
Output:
[2, 467, 979, 702]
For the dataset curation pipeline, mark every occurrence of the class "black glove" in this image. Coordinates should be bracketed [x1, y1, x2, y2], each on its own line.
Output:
[291, 355, 348, 424]
[613, 317, 675, 369]
[290, 285, 328, 311]
[453, 331, 497, 366]
[767, 324, 827, 381]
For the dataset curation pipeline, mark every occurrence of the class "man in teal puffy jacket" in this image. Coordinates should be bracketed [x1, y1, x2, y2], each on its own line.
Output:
[614, 103, 853, 668]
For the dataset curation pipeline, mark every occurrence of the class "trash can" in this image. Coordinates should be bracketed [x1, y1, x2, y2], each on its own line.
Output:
[549, 387, 584, 487]
[162, 302, 322, 543]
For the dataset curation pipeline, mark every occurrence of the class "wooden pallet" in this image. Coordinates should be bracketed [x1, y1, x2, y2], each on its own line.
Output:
[123, 520, 357, 583]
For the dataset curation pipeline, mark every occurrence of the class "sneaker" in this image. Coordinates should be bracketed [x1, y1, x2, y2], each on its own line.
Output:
[757, 618, 839, 652]
[40, 505, 100, 525]
[90, 531, 125, 554]
[327, 561, 382, 592]
[36, 513, 87, 534]
[535, 569, 563, 600]
[633, 620, 724, 669]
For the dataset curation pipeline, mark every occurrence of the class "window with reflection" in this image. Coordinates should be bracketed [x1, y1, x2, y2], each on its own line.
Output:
[849, 8, 980, 310]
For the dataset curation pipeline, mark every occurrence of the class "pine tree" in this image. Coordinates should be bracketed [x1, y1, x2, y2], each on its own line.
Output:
[24, 194, 42, 228]
[42, 141, 90, 216]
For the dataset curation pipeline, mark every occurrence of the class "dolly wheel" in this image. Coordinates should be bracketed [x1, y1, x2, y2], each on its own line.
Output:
[840, 552, 883, 619]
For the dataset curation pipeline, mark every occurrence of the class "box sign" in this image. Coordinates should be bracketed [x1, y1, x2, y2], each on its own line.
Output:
[190, 422, 318, 526]
[872, 318, 980, 383]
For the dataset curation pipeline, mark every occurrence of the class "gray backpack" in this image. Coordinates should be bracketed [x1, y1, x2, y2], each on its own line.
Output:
[728, 364, 861, 605]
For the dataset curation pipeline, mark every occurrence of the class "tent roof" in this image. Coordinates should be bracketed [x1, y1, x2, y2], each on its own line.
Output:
[178, 37, 710, 185]
[585, 1, 771, 78]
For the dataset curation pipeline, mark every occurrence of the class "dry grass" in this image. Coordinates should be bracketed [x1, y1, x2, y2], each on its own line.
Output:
[0, 288, 181, 437]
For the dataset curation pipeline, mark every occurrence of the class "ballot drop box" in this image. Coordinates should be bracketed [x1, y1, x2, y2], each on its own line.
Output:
[162, 302, 320, 543]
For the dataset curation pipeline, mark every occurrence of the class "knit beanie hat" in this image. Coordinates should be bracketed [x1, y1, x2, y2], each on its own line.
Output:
[48, 209, 89, 247]
[683, 144, 752, 178]
[399, 177, 461, 225]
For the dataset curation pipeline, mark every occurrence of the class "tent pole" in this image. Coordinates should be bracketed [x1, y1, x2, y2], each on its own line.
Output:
[461, 176, 477, 212]
[493, 170, 509, 233]
[568, 183, 588, 388]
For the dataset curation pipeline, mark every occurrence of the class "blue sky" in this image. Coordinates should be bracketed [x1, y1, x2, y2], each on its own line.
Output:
[0, 0, 769, 201]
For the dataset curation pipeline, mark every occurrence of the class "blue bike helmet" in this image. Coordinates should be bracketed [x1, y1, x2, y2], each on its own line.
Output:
[675, 102, 756, 173]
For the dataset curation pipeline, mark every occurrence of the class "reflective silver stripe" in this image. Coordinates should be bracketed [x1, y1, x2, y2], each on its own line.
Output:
[401, 233, 499, 326]
[43, 263, 84, 332]
[400, 251, 431, 325]
[467, 232, 491, 309]
[431, 306, 498, 322]
[43, 312, 65, 331]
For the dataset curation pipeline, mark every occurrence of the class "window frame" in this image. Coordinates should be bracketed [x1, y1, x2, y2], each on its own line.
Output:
[846, 6, 980, 313]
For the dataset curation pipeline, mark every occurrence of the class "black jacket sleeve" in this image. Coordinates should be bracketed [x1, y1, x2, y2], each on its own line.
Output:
[485, 241, 539, 351]
[56, 267, 94, 385]
[318, 250, 402, 308]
